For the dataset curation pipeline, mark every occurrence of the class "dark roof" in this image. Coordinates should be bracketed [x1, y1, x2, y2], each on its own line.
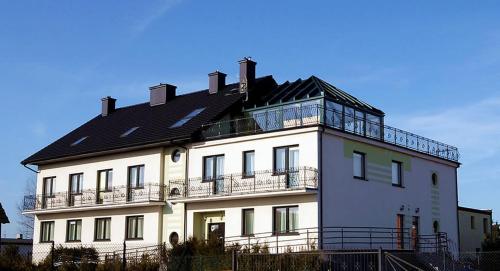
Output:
[0, 238, 33, 245]
[458, 206, 493, 215]
[22, 75, 381, 165]
[22, 76, 276, 165]
[0, 203, 9, 224]
[246, 76, 384, 116]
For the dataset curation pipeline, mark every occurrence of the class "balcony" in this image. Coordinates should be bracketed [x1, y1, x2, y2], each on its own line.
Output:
[201, 103, 459, 162]
[168, 167, 318, 201]
[23, 183, 166, 213]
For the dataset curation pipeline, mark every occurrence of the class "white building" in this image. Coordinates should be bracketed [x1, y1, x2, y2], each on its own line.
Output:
[22, 58, 460, 259]
[458, 206, 492, 252]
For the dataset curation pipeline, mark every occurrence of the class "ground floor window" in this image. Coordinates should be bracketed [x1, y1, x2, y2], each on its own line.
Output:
[40, 221, 54, 243]
[242, 209, 254, 236]
[126, 216, 144, 240]
[95, 217, 111, 241]
[66, 220, 82, 242]
[273, 206, 298, 234]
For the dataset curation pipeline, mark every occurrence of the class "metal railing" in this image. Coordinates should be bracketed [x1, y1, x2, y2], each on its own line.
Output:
[168, 167, 318, 200]
[201, 104, 459, 162]
[23, 183, 166, 211]
[224, 227, 447, 254]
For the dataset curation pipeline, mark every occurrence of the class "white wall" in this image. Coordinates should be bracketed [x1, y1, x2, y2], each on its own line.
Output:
[321, 132, 460, 249]
[37, 148, 164, 194]
[187, 128, 319, 177]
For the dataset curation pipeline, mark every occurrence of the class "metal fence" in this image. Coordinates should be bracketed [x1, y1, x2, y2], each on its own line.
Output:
[201, 104, 459, 162]
[3, 240, 500, 270]
[23, 183, 166, 211]
[168, 167, 318, 200]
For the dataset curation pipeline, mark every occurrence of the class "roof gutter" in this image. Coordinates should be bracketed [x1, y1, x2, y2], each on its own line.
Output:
[23, 164, 39, 174]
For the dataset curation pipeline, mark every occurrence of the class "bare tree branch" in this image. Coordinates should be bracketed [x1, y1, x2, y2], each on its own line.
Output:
[17, 176, 36, 239]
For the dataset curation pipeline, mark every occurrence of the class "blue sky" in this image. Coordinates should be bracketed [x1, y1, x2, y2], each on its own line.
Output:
[1, 0, 499, 237]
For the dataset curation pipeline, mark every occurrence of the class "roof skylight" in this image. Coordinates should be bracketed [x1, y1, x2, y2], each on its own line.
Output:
[71, 136, 88, 146]
[121, 126, 140, 138]
[170, 108, 206, 128]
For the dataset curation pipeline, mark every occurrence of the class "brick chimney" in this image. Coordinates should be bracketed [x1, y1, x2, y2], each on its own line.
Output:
[239, 57, 256, 92]
[101, 96, 116, 117]
[150, 84, 177, 106]
[208, 71, 226, 94]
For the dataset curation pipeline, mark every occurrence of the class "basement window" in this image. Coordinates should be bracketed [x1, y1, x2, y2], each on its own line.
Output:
[169, 107, 206, 128]
[71, 136, 88, 146]
[121, 126, 140, 137]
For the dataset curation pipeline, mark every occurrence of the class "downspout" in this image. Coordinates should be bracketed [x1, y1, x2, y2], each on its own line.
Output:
[318, 127, 324, 250]
[454, 166, 460, 253]
[158, 147, 165, 244]
[171, 143, 190, 243]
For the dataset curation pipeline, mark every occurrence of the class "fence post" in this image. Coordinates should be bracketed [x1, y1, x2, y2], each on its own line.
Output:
[307, 229, 310, 250]
[51, 241, 55, 271]
[122, 241, 126, 271]
[377, 248, 382, 271]
[231, 249, 238, 271]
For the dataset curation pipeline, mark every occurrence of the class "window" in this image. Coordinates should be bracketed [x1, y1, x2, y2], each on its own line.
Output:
[95, 218, 111, 241]
[169, 232, 179, 246]
[392, 161, 402, 186]
[344, 107, 355, 132]
[40, 221, 54, 243]
[203, 155, 225, 181]
[433, 221, 440, 233]
[69, 173, 83, 194]
[128, 165, 145, 188]
[171, 149, 181, 163]
[42, 177, 55, 208]
[243, 151, 255, 177]
[273, 146, 299, 173]
[120, 126, 140, 137]
[66, 220, 82, 242]
[43, 177, 55, 197]
[483, 218, 489, 234]
[353, 152, 365, 179]
[471, 216, 475, 229]
[432, 173, 438, 186]
[71, 136, 88, 146]
[204, 155, 225, 194]
[126, 216, 144, 240]
[170, 107, 206, 128]
[242, 209, 254, 236]
[98, 170, 112, 192]
[273, 206, 298, 234]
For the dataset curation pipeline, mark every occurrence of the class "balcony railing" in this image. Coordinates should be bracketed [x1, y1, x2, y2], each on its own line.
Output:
[168, 167, 318, 200]
[201, 104, 459, 162]
[23, 183, 166, 212]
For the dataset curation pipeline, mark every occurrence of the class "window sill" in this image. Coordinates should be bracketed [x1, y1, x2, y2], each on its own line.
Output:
[241, 234, 255, 237]
[66, 240, 81, 243]
[354, 176, 367, 181]
[94, 239, 111, 242]
[392, 184, 404, 188]
[40, 241, 54, 244]
[272, 232, 300, 236]
[241, 175, 255, 179]
[125, 238, 144, 241]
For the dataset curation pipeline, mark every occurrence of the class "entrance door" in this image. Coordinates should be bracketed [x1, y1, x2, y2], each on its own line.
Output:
[412, 216, 420, 250]
[208, 222, 225, 244]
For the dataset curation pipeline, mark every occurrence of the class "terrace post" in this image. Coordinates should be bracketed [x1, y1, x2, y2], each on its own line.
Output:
[122, 241, 126, 271]
[377, 248, 383, 271]
[230, 174, 233, 194]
